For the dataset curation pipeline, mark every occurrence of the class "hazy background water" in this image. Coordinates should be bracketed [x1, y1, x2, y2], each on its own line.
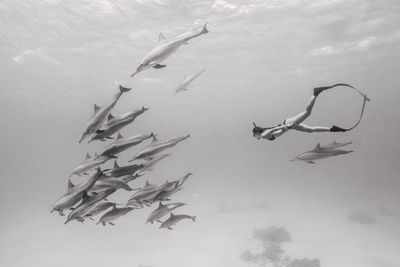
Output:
[1, 1, 400, 267]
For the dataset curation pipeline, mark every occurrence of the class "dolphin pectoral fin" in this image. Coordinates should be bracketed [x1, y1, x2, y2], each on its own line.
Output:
[156, 220, 163, 223]
[167, 227, 173, 230]
[109, 222, 115, 226]
[95, 130, 105, 134]
[153, 64, 166, 69]
[83, 172, 89, 175]
[69, 207, 76, 211]
[58, 210, 65, 216]
[89, 217, 94, 221]
[105, 137, 114, 140]
[306, 160, 315, 164]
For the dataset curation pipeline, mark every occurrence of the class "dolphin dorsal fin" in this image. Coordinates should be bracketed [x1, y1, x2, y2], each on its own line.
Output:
[82, 191, 90, 203]
[151, 135, 158, 144]
[94, 152, 99, 158]
[170, 212, 175, 217]
[158, 202, 164, 208]
[107, 114, 114, 121]
[85, 153, 91, 160]
[67, 179, 75, 191]
[113, 160, 119, 169]
[116, 132, 123, 140]
[94, 104, 100, 113]
[144, 180, 150, 188]
[159, 32, 167, 42]
[313, 143, 323, 152]
[96, 167, 102, 173]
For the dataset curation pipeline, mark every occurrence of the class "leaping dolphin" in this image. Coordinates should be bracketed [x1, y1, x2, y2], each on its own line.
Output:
[129, 134, 190, 161]
[51, 168, 108, 216]
[130, 23, 208, 77]
[174, 68, 206, 95]
[146, 202, 186, 224]
[159, 213, 196, 230]
[96, 132, 154, 159]
[79, 85, 131, 143]
[291, 143, 353, 164]
[89, 107, 149, 143]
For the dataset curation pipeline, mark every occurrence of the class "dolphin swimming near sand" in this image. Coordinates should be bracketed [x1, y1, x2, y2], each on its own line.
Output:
[174, 68, 205, 95]
[96, 132, 154, 159]
[159, 213, 196, 230]
[51, 168, 107, 216]
[79, 85, 131, 143]
[64, 189, 115, 224]
[129, 134, 190, 161]
[97, 206, 134, 226]
[291, 144, 353, 164]
[146, 202, 186, 224]
[89, 107, 149, 142]
[130, 23, 208, 77]
[70, 153, 113, 177]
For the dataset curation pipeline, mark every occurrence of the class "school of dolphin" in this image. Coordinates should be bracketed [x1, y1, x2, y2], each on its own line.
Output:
[51, 22, 209, 228]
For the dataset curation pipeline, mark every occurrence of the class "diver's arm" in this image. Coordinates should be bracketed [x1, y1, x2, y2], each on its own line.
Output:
[261, 125, 288, 139]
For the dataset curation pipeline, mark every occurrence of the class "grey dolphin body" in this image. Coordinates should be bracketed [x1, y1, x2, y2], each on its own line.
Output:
[128, 181, 171, 203]
[96, 132, 153, 159]
[130, 135, 190, 161]
[130, 23, 208, 77]
[79, 85, 131, 143]
[146, 202, 186, 224]
[292, 144, 353, 164]
[64, 189, 115, 224]
[51, 168, 107, 216]
[70, 153, 112, 177]
[89, 107, 149, 142]
[174, 68, 206, 95]
[83, 202, 116, 220]
[105, 160, 144, 178]
[159, 213, 196, 230]
[153, 173, 192, 202]
[138, 154, 171, 174]
[89, 177, 133, 194]
[321, 141, 352, 150]
[97, 206, 134, 226]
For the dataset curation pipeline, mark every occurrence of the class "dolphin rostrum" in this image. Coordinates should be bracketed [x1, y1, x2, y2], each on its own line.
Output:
[130, 23, 208, 77]
[89, 107, 149, 142]
[96, 132, 154, 159]
[79, 85, 131, 143]
[146, 202, 186, 224]
[51, 168, 108, 216]
[174, 68, 206, 95]
[129, 134, 190, 161]
[291, 143, 353, 164]
[159, 213, 196, 230]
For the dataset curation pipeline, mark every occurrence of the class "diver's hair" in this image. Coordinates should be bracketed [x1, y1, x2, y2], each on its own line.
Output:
[252, 122, 273, 135]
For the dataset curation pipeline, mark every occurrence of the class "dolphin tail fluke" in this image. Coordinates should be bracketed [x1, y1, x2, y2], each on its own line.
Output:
[119, 85, 132, 93]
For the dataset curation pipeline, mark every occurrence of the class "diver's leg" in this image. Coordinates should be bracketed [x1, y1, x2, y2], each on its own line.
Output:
[294, 123, 330, 133]
[285, 95, 317, 126]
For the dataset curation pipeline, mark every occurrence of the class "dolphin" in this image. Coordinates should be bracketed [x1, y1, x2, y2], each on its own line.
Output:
[124, 198, 144, 209]
[83, 202, 116, 221]
[89, 177, 133, 194]
[129, 134, 190, 161]
[89, 107, 149, 143]
[97, 206, 134, 226]
[138, 154, 171, 173]
[321, 140, 352, 150]
[174, 68, 206, 95]
[51, 168, 107, 216]
[130, 23, 208, 77]
[96, 132, 154, 159]
[291, 144, 354, 164]
[79, 85, 131, 143]
[146, 202, 186, 224]
[70, 153, 113, 177]
[159, 213, 196, 230]
[105, 160, 144, 178]
[64, 189, 115, 224]
[121, 173, 143, 183]
[153, 173, 192, 202]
